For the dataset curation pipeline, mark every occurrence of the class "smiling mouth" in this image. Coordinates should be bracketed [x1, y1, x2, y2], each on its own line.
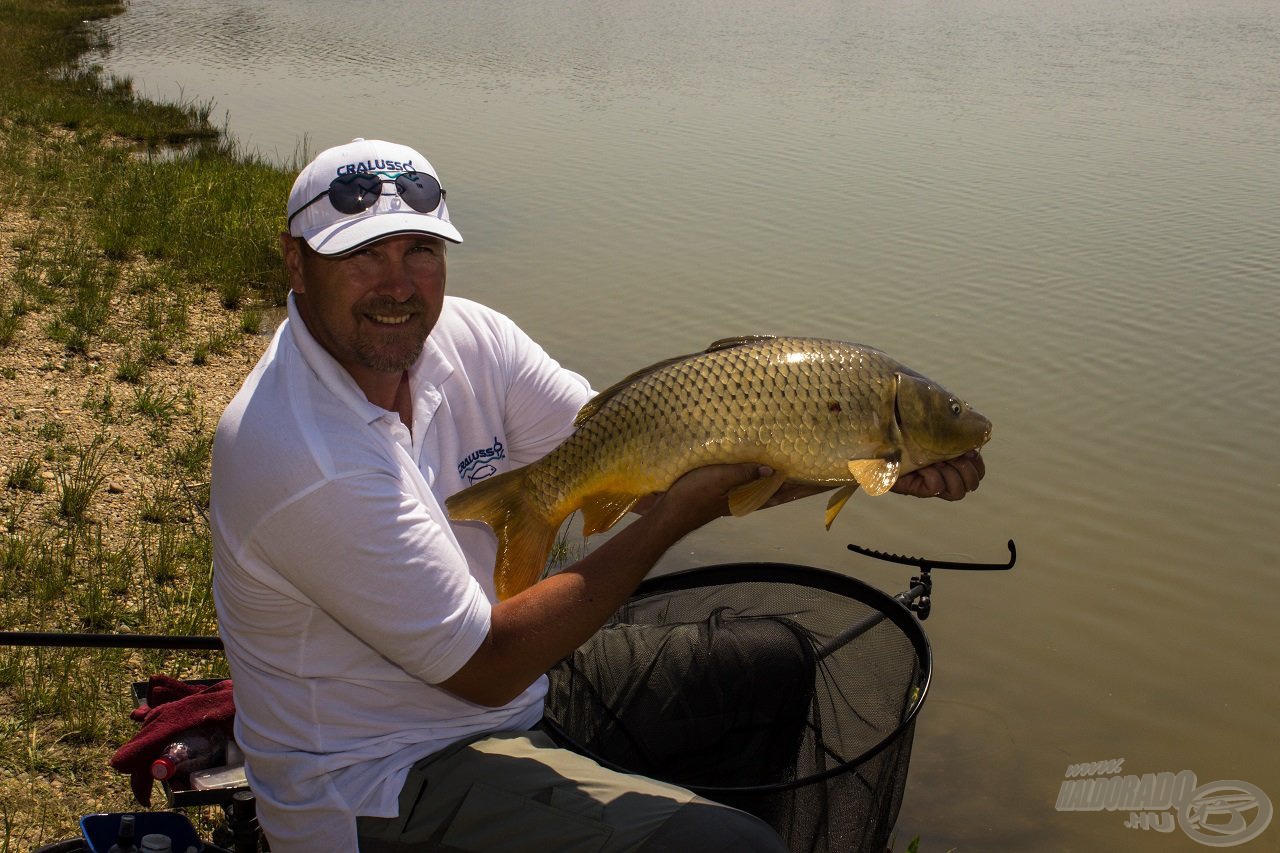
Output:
[368, 313, 413, 325]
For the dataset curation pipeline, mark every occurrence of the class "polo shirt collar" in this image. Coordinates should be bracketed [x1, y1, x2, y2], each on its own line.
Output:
[285, 292, 454, 426]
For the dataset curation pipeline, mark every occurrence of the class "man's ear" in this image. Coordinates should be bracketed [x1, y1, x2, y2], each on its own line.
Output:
[280, 233, 306, 294]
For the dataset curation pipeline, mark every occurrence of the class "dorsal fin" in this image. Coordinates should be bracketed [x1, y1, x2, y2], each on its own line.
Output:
[574, 336, 777, 427]
[704, 334, 777, 353]
[574, 351, 702, 426]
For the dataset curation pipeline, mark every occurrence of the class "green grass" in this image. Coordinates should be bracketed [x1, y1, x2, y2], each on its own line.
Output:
[169, 426, 214, 479]
[115, 353, 147, 384]
[130, 384, 180, 423]
[0, 309, 21, 348]
[5, 456, 44, 493]
[0, 1, 294, 846]
[0, 1, 213, 146]
[54, 436, 112, 521]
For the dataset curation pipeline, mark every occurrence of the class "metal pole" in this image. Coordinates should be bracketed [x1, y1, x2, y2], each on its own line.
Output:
[816, 581, 928, 660]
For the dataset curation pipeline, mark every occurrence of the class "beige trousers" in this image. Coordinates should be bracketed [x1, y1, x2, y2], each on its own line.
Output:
[356, 730, 788, 852]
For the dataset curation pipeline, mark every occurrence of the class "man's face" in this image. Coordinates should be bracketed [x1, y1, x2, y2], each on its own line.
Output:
[282, 234, 447, 385]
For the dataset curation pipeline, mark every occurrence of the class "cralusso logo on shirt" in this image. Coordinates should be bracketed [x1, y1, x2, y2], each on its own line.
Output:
[457, 437, 506, 483]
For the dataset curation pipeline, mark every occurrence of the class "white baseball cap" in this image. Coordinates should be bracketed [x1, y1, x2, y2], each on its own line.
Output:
[287, 138, 462, 255]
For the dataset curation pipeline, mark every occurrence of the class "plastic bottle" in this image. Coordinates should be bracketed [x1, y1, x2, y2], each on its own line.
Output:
[150, 727, 228, 781]
[107, 813, 138, 853]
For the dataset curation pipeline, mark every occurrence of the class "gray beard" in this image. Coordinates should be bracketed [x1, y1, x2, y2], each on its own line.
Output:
[351, 335, 427, 373]
[348, 295, 430, 373]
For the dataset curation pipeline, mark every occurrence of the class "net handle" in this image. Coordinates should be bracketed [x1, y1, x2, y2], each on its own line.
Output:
[817, 580, 928, 660]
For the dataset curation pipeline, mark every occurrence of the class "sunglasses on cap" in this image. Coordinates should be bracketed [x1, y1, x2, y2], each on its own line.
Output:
[288, 171, 446, 225]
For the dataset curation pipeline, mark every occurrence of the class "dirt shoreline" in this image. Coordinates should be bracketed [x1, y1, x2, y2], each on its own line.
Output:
[0, 207, 269, 558]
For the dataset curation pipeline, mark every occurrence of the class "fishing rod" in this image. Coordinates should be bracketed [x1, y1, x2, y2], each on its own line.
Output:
[817, 539, 1016, 659]
[1, 541, 1016, 657]
[0, 631, 224, 650]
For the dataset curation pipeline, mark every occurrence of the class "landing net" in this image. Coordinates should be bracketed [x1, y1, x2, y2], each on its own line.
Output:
[545, 563, 930, 853]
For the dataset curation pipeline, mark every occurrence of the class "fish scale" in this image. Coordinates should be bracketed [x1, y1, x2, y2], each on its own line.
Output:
[447, 336, 991, 599]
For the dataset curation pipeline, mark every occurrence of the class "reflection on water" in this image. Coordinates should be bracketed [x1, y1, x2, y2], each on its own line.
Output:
[100, 1, 1280, 849]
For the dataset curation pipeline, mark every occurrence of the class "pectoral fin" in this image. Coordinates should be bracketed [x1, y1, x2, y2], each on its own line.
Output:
[580, 492, 641, 536]
[847, 458, 901, 496]
[824, 484, 859, 529]
[727, 470, 788, 517]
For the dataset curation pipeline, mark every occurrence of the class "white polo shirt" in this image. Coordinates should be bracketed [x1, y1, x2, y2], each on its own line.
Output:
[210, 293, 592, 852]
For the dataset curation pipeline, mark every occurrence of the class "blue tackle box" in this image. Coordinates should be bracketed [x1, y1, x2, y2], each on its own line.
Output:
[78, 811, 204, 852]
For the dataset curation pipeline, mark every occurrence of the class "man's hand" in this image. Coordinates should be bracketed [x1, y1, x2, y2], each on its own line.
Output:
[891, 451, 985, 500]
[655, 463, 777, 527]
[630, 463, 776, 518]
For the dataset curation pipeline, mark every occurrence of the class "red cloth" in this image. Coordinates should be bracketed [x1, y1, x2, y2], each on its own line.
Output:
[109, 674, 235, 806]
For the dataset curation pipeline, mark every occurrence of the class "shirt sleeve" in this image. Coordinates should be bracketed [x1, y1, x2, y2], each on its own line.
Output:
[493, 314, 594, 465]
[250, 469, 491, 685]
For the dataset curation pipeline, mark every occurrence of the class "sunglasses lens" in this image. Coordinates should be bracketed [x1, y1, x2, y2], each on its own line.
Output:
[328, 173, 384, 214]
[395, 172, 444, 214]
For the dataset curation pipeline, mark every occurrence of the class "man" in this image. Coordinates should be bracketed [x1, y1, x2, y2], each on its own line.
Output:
[211, 138, 984, 852]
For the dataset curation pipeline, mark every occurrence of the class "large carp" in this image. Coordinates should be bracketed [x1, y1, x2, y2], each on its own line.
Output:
[447, 335, 991, 599]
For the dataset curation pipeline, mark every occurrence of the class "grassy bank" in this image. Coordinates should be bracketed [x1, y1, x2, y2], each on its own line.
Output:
[0, 1, 293, 847]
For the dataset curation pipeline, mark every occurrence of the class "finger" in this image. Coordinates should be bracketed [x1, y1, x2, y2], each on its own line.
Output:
[954, 450, 985, 486]
[890, 471, 915, 497]
[955, 457, 982, 493]
[898, 466, 942, 499]
[935, 462, 967, 500]
[950, 452, 986, 494]
[912, 464, 953, 499]
[969, 451, 986, 482]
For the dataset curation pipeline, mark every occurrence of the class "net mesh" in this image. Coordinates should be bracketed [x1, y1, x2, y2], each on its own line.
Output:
[544, 563, 929, 853]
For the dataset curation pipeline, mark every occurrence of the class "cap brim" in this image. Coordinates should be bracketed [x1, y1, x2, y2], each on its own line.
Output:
[303, 212, 463, 256]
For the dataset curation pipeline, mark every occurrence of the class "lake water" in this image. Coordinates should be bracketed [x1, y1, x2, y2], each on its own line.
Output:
[98, 1, 1279, 849]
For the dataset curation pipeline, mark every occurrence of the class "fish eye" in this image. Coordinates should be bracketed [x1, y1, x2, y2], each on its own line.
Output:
[950, 400, 963, 416]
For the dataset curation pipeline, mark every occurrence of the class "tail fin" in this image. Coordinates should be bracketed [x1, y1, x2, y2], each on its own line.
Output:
[445, 469, 559, 600]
